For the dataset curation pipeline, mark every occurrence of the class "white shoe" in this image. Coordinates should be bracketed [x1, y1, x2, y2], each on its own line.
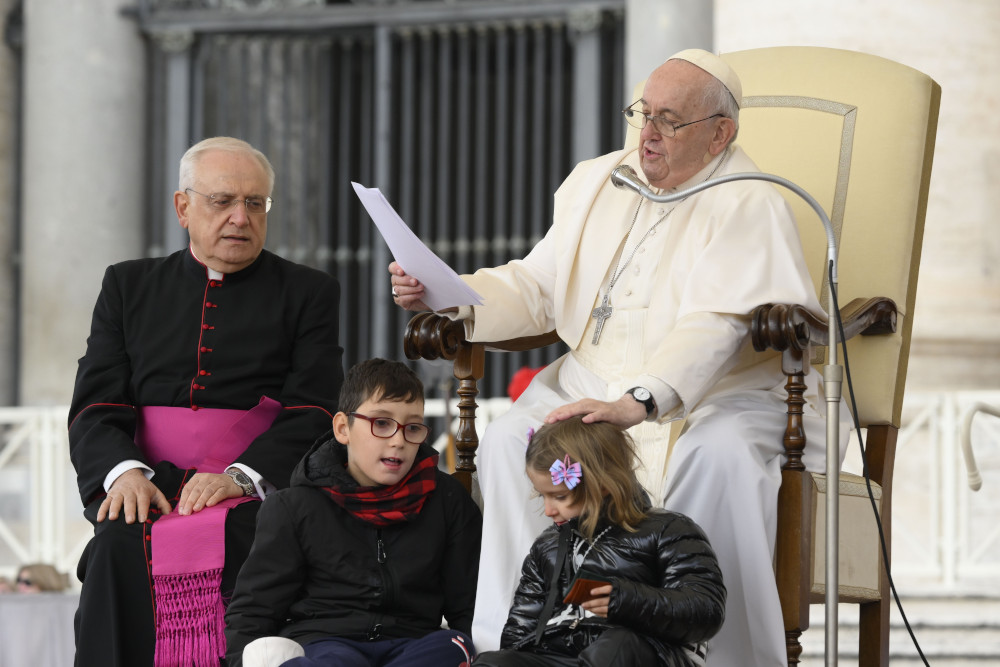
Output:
[242, 636, 306, 667]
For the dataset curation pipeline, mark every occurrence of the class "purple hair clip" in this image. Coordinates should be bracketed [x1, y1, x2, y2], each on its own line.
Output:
[526, 427, 536, 443]
[550, 455, 582, 490]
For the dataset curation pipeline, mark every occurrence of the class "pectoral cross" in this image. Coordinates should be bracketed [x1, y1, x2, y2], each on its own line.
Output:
[591, 294, 613, 344]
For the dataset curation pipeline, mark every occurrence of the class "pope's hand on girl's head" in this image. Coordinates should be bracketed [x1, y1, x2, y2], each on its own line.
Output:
[545, 397, 646, 429]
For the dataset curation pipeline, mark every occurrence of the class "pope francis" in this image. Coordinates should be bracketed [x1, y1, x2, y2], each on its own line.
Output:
[390, 49, 851, 667]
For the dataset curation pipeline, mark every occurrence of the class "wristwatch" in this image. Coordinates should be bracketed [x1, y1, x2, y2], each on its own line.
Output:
[625, 387, 656, 417]
[225, 468, 259, 498]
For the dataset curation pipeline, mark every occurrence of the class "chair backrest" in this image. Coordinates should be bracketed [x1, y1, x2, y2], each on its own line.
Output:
[627, 47, 939, 428]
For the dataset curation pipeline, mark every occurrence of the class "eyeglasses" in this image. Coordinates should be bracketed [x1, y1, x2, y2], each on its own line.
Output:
[622, 101, 723, 138]
[350, 413, 430, 445]
[15, 577, 32, 586]
[185, 188, 273, 214]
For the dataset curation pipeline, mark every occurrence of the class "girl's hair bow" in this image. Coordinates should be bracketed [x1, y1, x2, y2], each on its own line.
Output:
[549, 455, 582, 490]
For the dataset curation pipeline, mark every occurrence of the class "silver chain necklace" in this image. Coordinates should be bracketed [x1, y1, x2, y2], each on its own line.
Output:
[590, 147, 731, 345]
[572, 525, 612, 570]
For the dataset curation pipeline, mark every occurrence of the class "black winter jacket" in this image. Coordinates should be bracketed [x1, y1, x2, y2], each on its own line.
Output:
[501, 509, 725, 666]
[224, 433, 482, 666]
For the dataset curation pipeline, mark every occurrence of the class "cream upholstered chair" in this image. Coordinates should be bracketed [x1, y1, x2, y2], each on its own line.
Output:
[404, 46, 940, 666]
[720, 46, 939, 666]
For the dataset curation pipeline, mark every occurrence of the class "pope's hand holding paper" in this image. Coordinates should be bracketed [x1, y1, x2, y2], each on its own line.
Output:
[352, 182, 483, 312]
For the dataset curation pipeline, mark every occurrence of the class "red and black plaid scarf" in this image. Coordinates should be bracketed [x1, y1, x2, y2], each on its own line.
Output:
[321, 450, 439, 526]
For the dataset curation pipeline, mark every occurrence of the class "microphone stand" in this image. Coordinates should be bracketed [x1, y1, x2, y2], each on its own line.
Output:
[612, 165, 843, 666]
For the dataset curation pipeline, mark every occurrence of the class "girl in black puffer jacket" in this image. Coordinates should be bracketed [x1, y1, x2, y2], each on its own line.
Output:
[473, 417, 725, 667]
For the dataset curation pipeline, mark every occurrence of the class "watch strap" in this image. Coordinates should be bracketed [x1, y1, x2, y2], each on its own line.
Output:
[225, 468, 259, 498]
[626, 387, 656, 416]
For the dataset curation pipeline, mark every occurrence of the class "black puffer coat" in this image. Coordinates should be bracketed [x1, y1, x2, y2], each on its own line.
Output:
[500, 508, 725, 666]
[224, 433, 482, 667]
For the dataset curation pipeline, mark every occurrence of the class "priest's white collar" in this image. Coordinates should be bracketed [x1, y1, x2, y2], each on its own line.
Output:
[187, 245, 225, 281]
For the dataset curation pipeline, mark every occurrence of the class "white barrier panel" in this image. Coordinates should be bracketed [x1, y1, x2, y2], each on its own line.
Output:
[1, 393, 999, 592]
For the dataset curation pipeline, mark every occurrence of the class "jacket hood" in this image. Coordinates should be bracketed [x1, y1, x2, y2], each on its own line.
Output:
[289, 430, 439, 490]
[289, 431, 350, 488]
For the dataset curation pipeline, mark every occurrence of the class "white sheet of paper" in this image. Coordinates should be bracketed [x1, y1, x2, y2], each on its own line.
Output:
[351, 182, 483, 311]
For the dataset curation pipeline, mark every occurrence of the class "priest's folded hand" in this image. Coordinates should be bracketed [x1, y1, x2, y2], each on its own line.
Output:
[176, 472, 244, 516]
[99, 468, 172, 524]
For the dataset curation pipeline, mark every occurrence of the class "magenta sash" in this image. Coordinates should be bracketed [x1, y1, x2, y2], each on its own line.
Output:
[138, 397, 282, 667]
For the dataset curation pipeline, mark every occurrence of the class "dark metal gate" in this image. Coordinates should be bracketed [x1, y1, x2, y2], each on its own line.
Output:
[137, 0, 626, 399]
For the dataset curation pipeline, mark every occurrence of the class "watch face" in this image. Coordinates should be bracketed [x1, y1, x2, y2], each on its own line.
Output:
[228, 470, 256, 496]
[632, 387, 651, 401]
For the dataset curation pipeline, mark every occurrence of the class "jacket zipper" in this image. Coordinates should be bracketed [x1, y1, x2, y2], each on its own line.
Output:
[376, 528, 395, 605]
[368, 529, 388, 641]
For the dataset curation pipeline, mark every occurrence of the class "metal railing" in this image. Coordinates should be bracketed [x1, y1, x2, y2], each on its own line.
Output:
[2, 391, 999, 590]
[885, 391, 1000, 590]
[0, 407, 89, 582]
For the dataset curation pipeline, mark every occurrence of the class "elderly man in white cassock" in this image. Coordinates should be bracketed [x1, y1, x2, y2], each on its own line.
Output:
[390, 49, 851, 666]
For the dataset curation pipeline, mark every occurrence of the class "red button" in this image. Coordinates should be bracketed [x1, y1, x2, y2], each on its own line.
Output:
[200, 347, 208, 352]
[209, 280, 218, 287]
[202, 324, 209, 330]
[199, 370, 207, 376]
[192, 405, 200, 411]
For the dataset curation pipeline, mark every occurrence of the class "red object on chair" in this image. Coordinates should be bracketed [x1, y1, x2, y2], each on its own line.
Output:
[507, 366, 544, 401]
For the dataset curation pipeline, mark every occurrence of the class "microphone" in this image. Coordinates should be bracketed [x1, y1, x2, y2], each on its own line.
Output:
[610, 165, 652, 197]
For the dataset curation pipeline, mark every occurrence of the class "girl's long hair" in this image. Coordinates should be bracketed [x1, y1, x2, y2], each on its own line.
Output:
[526, 417, 648, 539]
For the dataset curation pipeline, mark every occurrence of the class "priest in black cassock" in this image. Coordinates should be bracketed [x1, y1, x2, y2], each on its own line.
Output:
[68, 136, 344, 667]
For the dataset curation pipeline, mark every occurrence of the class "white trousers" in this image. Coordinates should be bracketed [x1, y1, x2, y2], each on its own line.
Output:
[470, 355, 849, 667]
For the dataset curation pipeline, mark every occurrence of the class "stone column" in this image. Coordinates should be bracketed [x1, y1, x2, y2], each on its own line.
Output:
[19, 0, 145, 405]
[0, 0, 19, 405]
[624, 0, 713, 100]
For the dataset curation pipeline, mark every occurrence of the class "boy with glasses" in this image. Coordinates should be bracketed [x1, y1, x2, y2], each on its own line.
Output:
[225, 358, 482, 667]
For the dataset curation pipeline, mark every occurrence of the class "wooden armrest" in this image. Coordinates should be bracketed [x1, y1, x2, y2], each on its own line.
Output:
[485, 331, 562, 352]
[402, 311, 559, 493]
[403, 312, 560, 361]
[751, 296, 897, 354]
[403, 312, 470, 363]
[749, 296, 896, 472]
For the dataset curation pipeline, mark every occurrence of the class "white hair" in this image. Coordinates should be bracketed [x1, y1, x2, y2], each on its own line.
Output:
[178, 137, 275, 193]
[700, 76, 740, 143]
